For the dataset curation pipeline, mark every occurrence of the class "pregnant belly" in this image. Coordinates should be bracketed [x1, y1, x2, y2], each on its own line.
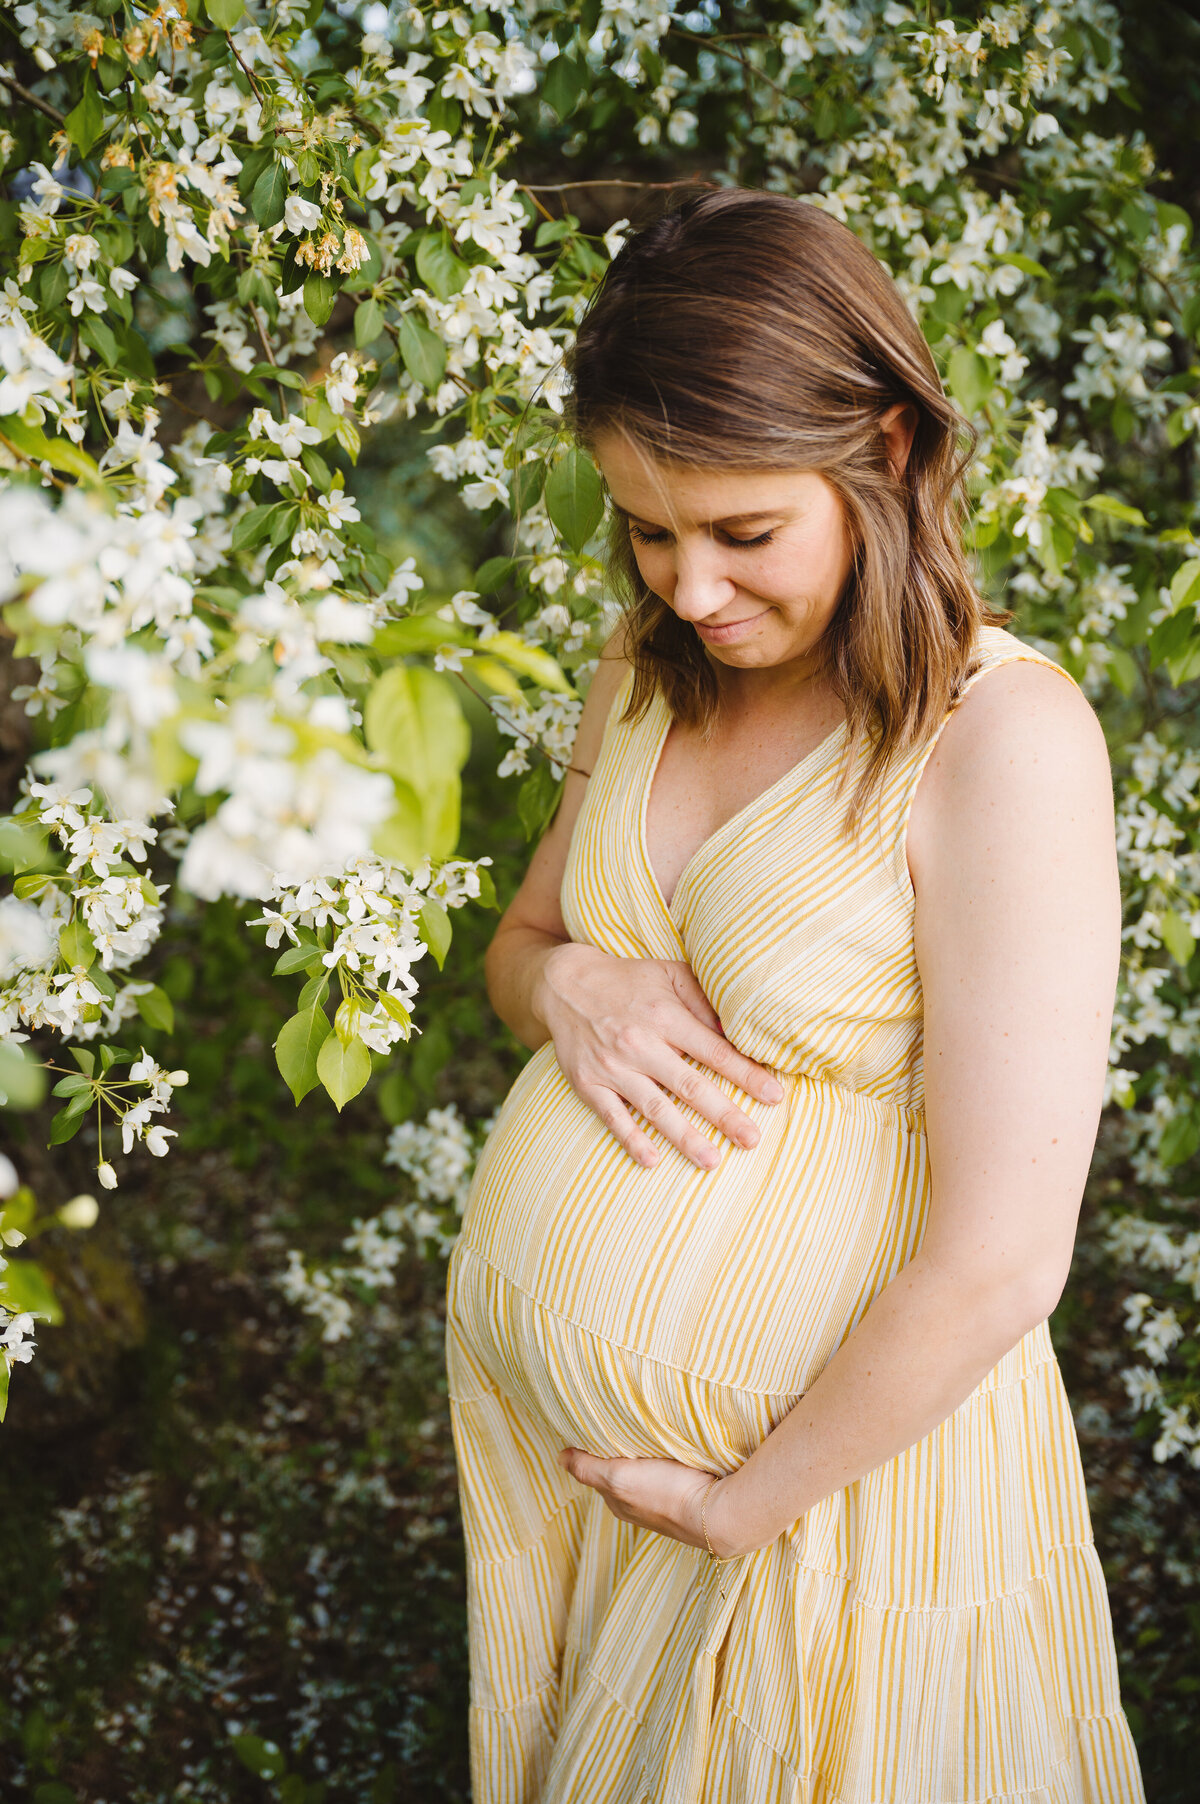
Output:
[454, 1041, 930, 1399]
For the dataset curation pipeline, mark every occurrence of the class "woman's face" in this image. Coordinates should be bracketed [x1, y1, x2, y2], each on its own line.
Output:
[591, 429, 855, 681]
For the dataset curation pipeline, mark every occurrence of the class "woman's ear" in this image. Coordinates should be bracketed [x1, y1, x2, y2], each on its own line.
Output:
[879, 401, 919, 479]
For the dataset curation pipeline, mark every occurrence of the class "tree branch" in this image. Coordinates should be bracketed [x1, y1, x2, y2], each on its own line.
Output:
[0, 71, 66, 126]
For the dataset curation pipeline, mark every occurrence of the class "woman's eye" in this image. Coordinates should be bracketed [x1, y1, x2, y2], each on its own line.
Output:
[627, 524, 776, 548]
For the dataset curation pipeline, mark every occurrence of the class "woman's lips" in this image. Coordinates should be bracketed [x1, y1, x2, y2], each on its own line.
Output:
[693, 613, 766, 644]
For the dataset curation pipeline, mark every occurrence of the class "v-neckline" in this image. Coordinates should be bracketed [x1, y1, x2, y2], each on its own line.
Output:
[638, 687, 849, 921]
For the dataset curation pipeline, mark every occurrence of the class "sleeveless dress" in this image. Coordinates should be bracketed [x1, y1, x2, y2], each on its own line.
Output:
[445, 622, 1145, 1804]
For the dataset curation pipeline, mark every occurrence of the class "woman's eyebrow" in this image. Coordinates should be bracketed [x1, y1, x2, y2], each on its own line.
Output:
[610, 502, 789, 529]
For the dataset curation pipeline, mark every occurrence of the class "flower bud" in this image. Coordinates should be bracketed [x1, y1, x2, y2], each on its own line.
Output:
[59, 1194, 100, 1229]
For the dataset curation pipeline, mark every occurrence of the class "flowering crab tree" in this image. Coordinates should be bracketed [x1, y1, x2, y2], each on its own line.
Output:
[0, 0, 1199, 1465]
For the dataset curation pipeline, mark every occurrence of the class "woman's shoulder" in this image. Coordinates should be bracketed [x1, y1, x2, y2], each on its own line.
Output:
[911, 621, 1109, 838]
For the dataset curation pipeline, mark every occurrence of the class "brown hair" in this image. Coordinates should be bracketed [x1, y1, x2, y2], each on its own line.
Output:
[564, 186, 1010, 840]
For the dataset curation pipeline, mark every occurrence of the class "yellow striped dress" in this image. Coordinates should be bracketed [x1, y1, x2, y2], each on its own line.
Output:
[446, 622, 1145, 1804]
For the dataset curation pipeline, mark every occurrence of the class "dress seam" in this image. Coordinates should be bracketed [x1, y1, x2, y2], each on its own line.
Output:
[465, 1491, 583, 1570]
[453, 1240, 1056, 1403]
[787, 1537, 1100, 1615]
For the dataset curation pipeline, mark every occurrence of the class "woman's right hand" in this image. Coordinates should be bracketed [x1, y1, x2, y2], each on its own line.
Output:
[533, 941, 784, 1170]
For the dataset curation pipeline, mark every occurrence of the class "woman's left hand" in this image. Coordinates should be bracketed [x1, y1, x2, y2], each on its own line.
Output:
[558, 1447, 743, 1559]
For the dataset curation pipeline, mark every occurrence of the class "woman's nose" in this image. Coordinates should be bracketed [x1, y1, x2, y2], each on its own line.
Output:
[667, 542, 738, 621]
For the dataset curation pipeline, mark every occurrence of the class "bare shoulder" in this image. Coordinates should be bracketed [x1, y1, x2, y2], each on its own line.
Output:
[907, 656, 1114, 896]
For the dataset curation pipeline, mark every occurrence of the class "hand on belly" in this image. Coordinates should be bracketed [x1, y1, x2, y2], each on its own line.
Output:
[558, 1445, 746, 1561]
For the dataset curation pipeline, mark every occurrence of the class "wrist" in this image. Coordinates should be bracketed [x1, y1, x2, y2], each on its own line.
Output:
[700, 1475, 741, 1561]
[532, 939, 588, 1034]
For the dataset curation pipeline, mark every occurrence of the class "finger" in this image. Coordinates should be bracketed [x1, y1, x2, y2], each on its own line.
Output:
[640, 1047, 767, 1150]
[560, 1447, 612, 1491]
[674, 1021, 785, 1107]
[576, 1084, 665, 1169]
[666, 961, 725, 1034]
[622, 1076, 724, 1171]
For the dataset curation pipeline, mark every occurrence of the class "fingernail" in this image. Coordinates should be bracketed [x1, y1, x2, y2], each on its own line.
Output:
[764, 1081, 783, 1102]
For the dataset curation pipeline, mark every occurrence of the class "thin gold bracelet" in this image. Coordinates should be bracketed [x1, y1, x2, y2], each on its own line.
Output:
[699, 1476, 732, 1562]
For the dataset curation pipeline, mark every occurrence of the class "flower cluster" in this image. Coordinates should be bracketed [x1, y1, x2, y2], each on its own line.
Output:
[278, 1102, 490, 1341]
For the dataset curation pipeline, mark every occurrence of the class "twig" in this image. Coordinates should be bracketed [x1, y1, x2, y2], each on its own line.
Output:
[225, 33, 267, 107]
[520, 178, 691, 195]
[248, 300, 278, 367]
[671, 29, 800, 106]
[452, 668, 591, 781]
[0, 71, 66, 126]
[0, 429, 69, 491]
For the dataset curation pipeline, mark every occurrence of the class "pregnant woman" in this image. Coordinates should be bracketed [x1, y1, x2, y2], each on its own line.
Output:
[446, 189, 1145, 1802]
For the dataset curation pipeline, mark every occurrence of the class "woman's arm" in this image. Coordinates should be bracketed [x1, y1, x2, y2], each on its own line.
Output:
[561, 659, 1122, 1554]
[485, 632, 785, 1170]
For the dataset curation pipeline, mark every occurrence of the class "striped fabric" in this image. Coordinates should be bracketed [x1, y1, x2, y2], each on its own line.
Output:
[446, 623, 1145, 1804]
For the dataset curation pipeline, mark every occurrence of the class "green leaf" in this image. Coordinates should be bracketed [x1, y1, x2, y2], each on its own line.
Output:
[476, 866, 499, 910]
[79, 314, 120, 367]
[33, 1785, 79, 1804]
[0, 1259, 62, 1322]
[996, 251, 1050, 279]
[135, 984, 174, 1033]
[0, 415, 102, 485]
[542, 53, 586, 120]
[52, 1072, 93, 1098]
[1169, 558, 1200, 612]
[544, 449, 604, 553]
[476, 629, 574, 695]
[48, 1100, 89, 1144]
[231, 503, 276, 551]
[231, 1735, 286, 1780]
[316, 1031, 372, 1111]
[415, 232, 470, 301]
[0, 1042, 47, 1110]
[1160, 908, 1195, 968]
[1149, 608, 1194, 669]
[65, 77, 104, 158]
[303, 272, 340, 327]
[372, 616, 469, 658]
[518, 764, 565, 841]
[0, 1359, 9, 1423]
[205, 0, 246, 27]
[418, 898, 452, 970]
[1084, 494, 1148, 528]
[1167, 405, 1195, 449]
[59, 918, 96, 970]
[274, 1005, 332, 1105]
[364, 666, 470, 794]
[397, 312, 447, 392]
[247, 363, 305, 389]
[250, 160, 288, 230]
[1159, 1106, 1200, 1169]
[365, 667, 470, 860]
[274, 942, 324, 976]
[1167, 634, 1200, 687]
[297, 970, 330, 1010]
[354, 298, 384, 348]
[947, 346, 993, 416]
[474, 556, 515, 593]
